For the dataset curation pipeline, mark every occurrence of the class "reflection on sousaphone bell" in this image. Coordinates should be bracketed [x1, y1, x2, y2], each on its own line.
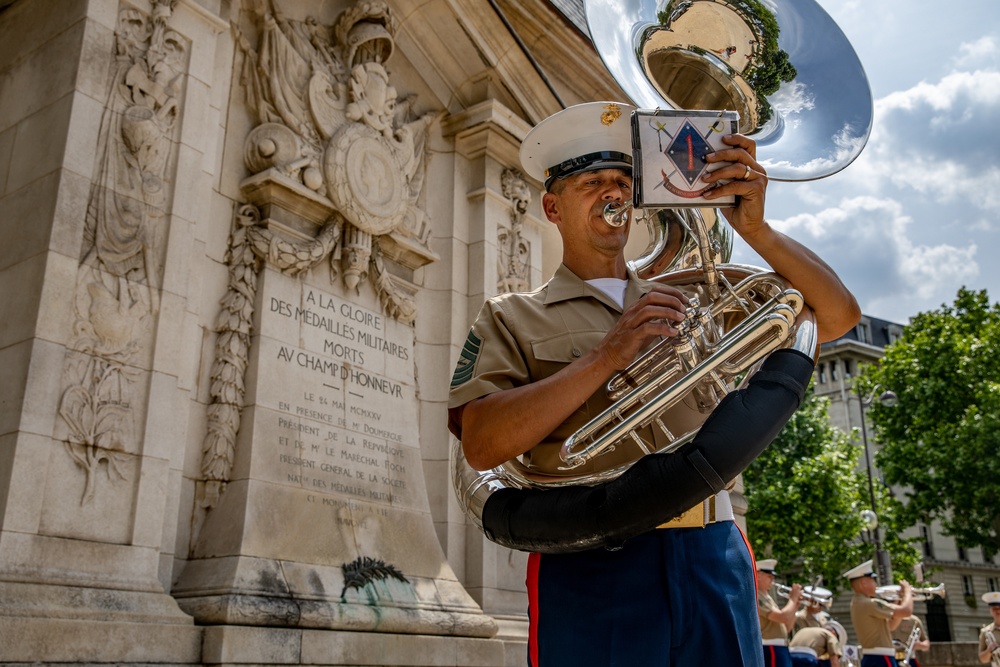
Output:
[585, 0, 873, 181]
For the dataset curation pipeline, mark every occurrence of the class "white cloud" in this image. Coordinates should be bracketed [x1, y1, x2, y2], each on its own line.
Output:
[758, 196, 980, 322]
[955, 36, 998, 67]
[832, 70, 1000, 211]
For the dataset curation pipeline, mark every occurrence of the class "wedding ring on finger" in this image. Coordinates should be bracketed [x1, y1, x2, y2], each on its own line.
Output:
[742, 164, 752, 180]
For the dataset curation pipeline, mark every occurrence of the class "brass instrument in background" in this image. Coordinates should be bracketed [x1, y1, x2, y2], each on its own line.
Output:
[984, 626, 1000, 667]
[894, 621, 922, 667]
[450, 0, 873, 551]
[876, 583, 947, 602]
[775, 583, 833, 609]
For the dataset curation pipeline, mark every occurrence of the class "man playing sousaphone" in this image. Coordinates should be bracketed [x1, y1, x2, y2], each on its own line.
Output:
[448, 98, 859, 665]
[846, 559, 914, 666]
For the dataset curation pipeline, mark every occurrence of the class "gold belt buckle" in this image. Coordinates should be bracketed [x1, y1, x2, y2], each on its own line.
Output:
[657, 496, 716, 529]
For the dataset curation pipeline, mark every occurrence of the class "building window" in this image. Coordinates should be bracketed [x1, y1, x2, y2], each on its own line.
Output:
[984, 545, 996, 564]
[844, 359, 853, 378]
[920, 524, 934, 558]
[818, 364, 827, 384]
[887, 325, 903, 344]
[958, 546, 968, 561]
[988, 577, 999, 592]
[963, 575, 975, 598]
[831, 361, 839, 382]
[856, 321, 872, 344]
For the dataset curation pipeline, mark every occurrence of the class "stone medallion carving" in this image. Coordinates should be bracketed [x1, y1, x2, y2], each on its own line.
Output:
[325, 122, 407, 234]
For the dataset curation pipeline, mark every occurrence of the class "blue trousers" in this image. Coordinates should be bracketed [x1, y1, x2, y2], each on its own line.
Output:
[790, 651, 818, 667]
[861, 655, 899, 667]
[526, 521, 761, 666]
[765, 645, 792, 667]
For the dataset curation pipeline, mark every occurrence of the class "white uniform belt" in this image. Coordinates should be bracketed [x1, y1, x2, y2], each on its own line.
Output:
[789, 647, 818, 658]
[656, 491, 734, 529]
[864, 647, 896, 656]
[762, 638, 788, 646]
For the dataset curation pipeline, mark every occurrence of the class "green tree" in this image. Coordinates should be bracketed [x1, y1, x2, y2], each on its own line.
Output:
[744, 384, 920, 591]
[860, 288, 1000, 553]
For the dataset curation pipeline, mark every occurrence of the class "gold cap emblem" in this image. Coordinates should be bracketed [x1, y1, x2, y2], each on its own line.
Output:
[600, 103, 622, 126]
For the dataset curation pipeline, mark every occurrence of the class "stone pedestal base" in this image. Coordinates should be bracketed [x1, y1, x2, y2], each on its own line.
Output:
[202, 625, 512, 667]
[0, 581, 202, 663]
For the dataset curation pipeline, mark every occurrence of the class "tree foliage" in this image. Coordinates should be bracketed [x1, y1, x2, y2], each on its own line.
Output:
[744, 384, 920, 592]
[860, 288, 1000, 553]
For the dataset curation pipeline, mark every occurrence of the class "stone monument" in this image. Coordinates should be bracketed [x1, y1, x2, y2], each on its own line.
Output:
[0, 0, 625, 663]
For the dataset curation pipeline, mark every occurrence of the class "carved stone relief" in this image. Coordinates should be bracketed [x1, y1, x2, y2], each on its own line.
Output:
[194, 0, 439, 521]
[57, 0, 187, 505]
[231, 0, 437, 306]
[497, 168, 531, 294]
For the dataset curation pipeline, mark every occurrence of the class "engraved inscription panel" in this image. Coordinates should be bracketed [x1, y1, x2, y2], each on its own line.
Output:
[253, 271, 423, 511]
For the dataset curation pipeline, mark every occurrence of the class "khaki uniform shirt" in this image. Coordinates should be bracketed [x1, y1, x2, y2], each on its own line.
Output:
[979, 621, 998, 656]
[790, 626, 841, 659]
[850, 593, 895, 649]
[449, 264, 703, 476]
[891, 615, 927, 651]
[759, 591, 788, 640]
[795, 608, 830, 631]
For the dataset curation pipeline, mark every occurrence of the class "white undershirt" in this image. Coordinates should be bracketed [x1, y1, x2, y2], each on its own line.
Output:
[586, 277, 627, 308]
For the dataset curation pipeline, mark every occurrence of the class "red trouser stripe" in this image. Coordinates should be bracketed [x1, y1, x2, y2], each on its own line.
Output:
[527, 552, 541, 666]
[740, 523, 759, 592]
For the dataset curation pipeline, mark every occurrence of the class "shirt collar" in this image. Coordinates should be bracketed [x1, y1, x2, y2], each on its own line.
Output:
[543, 263, 655, 312]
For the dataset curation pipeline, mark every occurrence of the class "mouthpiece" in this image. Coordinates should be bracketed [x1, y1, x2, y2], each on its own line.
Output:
[602, 201, 632, 227]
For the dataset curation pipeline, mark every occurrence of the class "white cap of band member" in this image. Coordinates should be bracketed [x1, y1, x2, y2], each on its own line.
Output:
[804, 585, 833, 599]
[983, 591, 1000, 606]
[520, 101, 636, 191]
[843, 559, 876, 580]
[757, 558, 778, 575]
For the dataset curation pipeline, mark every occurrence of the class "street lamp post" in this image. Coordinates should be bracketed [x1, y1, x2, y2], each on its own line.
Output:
[858, 385, 897, 583]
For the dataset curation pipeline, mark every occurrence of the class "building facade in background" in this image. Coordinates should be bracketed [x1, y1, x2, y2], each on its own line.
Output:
[816, 314, 1000, 644]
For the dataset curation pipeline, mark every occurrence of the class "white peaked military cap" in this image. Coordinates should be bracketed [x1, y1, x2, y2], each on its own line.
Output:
[843, 560, 876, 580]
[520, 101, 636, 190]
[983, 591, 1000, 606]
[757, 558, 778, 574]
[804, 585, 833, 599]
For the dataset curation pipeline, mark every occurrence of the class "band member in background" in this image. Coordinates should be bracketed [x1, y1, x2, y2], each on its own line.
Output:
[790, 625, 843, 667]
[846, 559, 913, 667]
[758, 559, 802, 667]
[978, 591, 1000, 665]
[796, 588, 832, 631]
[448, 100, 860, 666]
[891, 614, 929, 667]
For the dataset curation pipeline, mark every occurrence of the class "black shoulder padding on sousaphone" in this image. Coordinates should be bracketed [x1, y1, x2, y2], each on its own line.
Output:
[584, 0, 873, 181]
[479, 349, 814, 553]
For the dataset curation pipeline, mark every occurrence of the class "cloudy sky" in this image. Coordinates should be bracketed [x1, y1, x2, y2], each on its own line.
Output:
[731, 0, 1000, 324]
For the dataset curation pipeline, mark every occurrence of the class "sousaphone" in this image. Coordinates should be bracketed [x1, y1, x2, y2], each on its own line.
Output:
[451, 0, 872, 553]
